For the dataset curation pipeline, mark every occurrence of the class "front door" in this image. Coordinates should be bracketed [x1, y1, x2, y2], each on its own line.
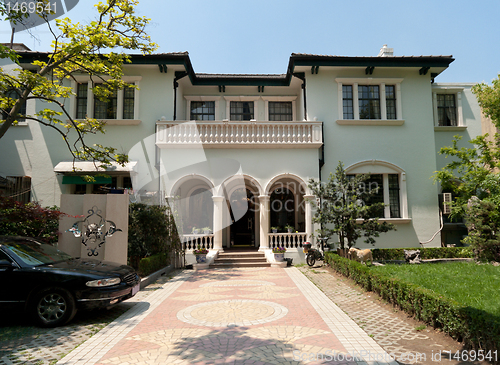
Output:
[229, 188, 255, 247]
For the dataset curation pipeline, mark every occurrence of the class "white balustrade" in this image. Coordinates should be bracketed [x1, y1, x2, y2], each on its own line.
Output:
[182, 234, 214, 251]
[156, 121, 322, 148]
[268, 233, 308, 250]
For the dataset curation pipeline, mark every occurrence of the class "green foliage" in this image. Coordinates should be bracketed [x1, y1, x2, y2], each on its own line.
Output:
[325, 252, 500, 351]
[371, 247, 473, 261]
[308, 161, 395, 250]
[463, 199, 500, 262]
[473, 74, 500, 128]
[0, 196, 66, 243]
[434, 133, 500, 261]
[0, 0, 157, 167]
[138, 253, 168, 276]
[128, 203, 182, 269]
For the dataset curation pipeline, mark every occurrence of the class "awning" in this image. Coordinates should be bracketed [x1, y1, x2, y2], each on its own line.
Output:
[54, 161, 137, 173]
[61, 176, 112, 185]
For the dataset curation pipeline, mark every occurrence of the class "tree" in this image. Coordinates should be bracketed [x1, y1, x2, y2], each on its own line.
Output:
[308, 161, 395, 250]
[473, 74, 500, 127]
[0, 0, 157, 167]
[434, 134, 500, 219]
[434, 133, 500, 260]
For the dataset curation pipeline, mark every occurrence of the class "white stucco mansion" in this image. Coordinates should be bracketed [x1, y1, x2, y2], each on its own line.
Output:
[0, 44, 488, 260]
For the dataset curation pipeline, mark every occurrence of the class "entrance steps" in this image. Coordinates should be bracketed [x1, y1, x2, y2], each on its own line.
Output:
[210, 249, 271, 268]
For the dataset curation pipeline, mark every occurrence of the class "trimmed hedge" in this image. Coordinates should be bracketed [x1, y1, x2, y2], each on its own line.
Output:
[371, 247, 473, 261]
[325, 252, 500, 352]
[138, 253, 169, 276]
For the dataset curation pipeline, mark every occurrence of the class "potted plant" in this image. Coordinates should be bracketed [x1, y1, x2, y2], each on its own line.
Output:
[202, 227, 212, 234]
[193, 245, 209, 263]
[192, 227, 200, 234]
[271, 226, 279, 233]
[285, 224, 294, 233]
[272, 246, 286, 262]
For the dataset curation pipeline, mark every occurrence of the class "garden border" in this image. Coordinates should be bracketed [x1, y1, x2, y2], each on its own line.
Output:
[324, 252, 500, 353]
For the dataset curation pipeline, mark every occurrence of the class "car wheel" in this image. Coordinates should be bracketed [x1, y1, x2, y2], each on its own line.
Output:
[30, 287, 77, 328]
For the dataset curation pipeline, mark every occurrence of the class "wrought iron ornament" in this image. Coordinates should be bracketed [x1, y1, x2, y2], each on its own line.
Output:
[67, 206, 122, 257]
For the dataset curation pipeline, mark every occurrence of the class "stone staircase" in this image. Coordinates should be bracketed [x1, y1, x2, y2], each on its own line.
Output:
[210, 248, 271, 268]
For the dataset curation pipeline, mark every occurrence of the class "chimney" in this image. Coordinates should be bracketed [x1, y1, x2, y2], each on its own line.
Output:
[378, 44, 394, 57]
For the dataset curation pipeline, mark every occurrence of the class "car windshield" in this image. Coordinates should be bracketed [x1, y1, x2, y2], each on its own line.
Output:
[2, 240, 73, 266]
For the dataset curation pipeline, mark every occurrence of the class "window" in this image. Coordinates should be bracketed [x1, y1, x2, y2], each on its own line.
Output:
[385, 85, 397, 120]
[230, 101, 254, 121]
[2, 89, 27, 122]
[73, 78, 140, 121]
[190, 101, 215, 120]
[436, 94, 457, 126]
[94, 87, 117, 119]
[346, 160, 408, 221]
[337, 78, 403, 122]
[358, 85, 381, 119]
[269, 102, 292, 121]
[76, 83, 87, 119]
[123, 87, 135, 119]
[342, 85, 354, 119]
[432, 87, 464, 128]
[4, 176, 31, 204]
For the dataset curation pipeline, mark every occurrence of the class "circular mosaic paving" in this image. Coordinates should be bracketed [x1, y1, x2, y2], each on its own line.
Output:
[177, 299, 288, 327]
[199, 280, 275, 287]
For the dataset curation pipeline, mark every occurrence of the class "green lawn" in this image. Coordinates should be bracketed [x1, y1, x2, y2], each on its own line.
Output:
[371, 262, 500, 316]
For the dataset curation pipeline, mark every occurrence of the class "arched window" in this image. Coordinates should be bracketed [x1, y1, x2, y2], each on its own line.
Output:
[187, 188, 213, 231]
[346, 160, 408, 220]
[270, 187, 295, 231]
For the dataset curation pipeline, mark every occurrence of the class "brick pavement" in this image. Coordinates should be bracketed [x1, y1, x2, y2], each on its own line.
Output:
[57, 267, 398, 365]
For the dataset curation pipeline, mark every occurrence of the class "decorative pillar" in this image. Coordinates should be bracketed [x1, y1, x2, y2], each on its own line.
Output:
[212, 196, 225, 251]
[258, 195, 270, 251]
[304, 195, 315, 242]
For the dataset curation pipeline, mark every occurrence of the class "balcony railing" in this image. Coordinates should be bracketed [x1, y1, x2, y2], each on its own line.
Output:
[182, 234, 214, 251]
[269, 232, 308, 250]
[156, 121, 323, 148]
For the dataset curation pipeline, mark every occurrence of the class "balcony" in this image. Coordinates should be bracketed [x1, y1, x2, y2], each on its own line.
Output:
[156, 121, 323, 149]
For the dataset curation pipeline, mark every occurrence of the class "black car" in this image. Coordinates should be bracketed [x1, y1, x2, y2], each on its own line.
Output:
[0, 236, 140, 327]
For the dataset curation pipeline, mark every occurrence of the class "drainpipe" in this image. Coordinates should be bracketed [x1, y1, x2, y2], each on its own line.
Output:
[173, 71, 188, 121]
[293, 73, 307, 121]
[319, 123, 325, 181]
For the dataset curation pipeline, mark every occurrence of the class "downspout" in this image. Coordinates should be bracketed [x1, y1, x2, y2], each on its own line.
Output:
[173, 71, 188, 121]
[292, 72, 307, 121]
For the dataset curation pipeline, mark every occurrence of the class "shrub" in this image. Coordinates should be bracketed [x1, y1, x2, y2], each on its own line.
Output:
[138, 253, 168, 276]
[128, 203, 182, 269]
[324, 252, 500, 351]
[0, 197, 66, 244]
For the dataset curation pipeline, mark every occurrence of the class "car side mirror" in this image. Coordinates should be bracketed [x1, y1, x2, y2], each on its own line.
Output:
[0, 260, 15, 271]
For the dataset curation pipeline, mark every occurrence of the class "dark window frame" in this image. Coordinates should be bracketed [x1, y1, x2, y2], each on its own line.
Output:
[230, 101, 254, 121]
[385, 85, 397, 120]
[342, 85, 354, 120]
[269, 101, 293, 121]
[358, 85, 381, 120]
[190, 101, 215, 121]
[437, 94, 457, 126]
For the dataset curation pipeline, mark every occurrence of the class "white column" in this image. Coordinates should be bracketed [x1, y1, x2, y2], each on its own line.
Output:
[212, 196, 224, 251]
[259, 195, 270, 251]
[304, 195, 315, 242]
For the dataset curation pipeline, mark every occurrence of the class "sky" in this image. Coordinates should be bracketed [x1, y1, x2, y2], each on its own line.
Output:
[1, 0, 499, 84]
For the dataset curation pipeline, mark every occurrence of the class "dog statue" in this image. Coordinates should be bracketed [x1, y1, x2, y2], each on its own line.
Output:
[348, 247, 373, 265]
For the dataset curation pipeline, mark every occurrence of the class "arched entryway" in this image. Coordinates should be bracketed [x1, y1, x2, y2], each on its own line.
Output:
[228, 188, 257, 247]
